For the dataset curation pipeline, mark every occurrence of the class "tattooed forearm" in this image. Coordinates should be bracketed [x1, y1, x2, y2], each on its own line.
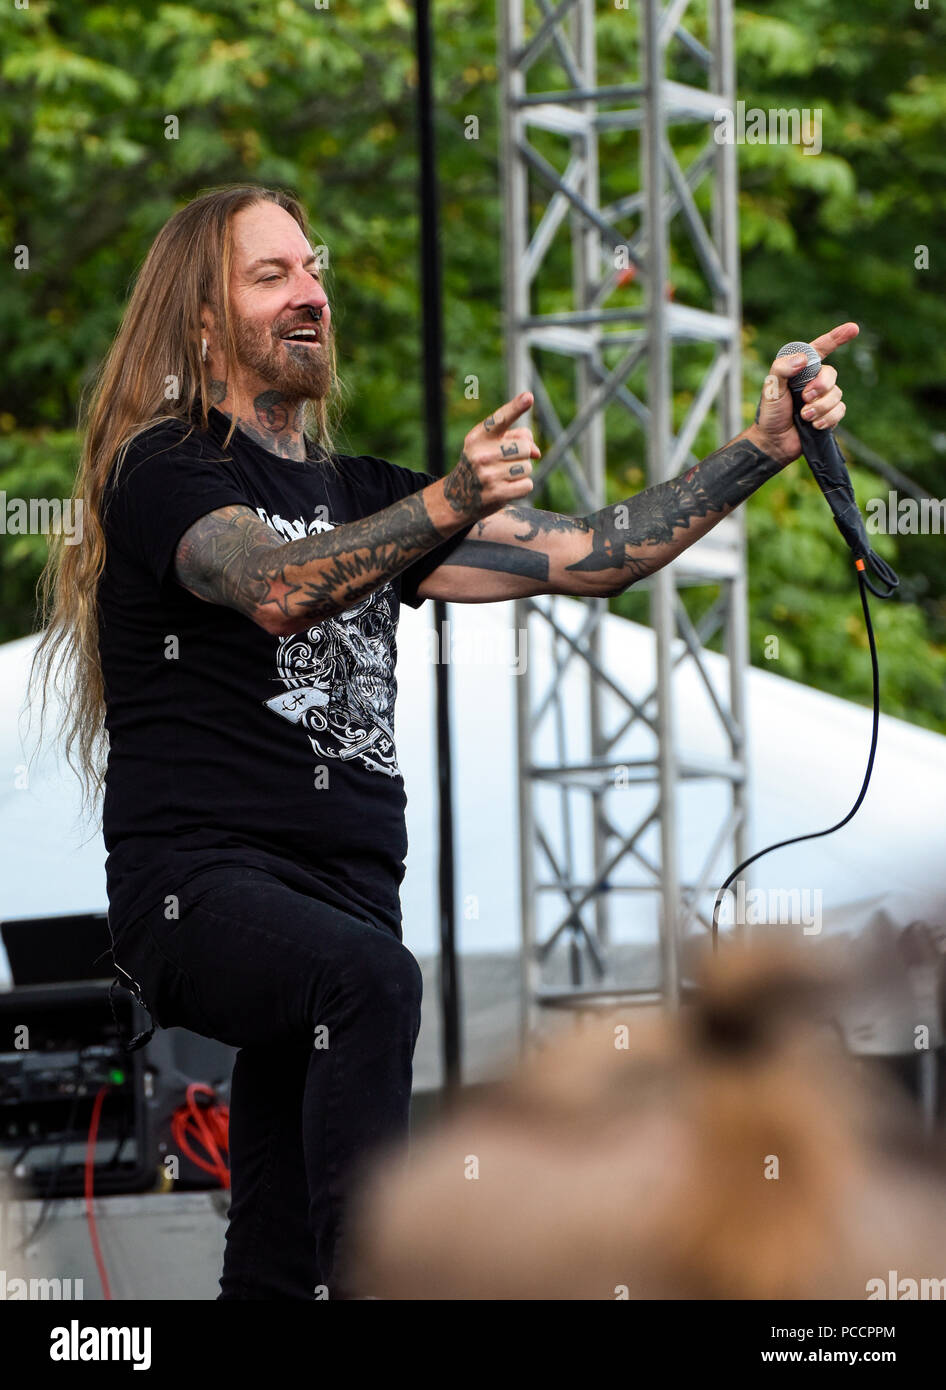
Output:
[501, 507, 593, 544]
[437, 539, 550, 580]
[569, 437, 782, 590]
[174, 487, 452, 634]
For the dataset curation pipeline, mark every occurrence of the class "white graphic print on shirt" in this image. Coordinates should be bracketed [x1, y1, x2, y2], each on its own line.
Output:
[257, 506, 401, 779]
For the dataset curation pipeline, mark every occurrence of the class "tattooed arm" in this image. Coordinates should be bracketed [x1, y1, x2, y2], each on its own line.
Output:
[174, 472, 476, 636]
[412, 428, 783, 602]
[173, 390, 541, 632]
[413, 323, 857, 602]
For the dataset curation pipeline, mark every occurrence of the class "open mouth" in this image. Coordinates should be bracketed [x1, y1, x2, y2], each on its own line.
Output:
[281, 328, 321, 346]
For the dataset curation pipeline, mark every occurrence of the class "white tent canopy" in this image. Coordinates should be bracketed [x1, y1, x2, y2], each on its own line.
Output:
[2, 599, 944, 986]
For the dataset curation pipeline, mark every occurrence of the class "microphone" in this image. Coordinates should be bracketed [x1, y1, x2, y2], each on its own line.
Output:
[775, 340, 898, 595]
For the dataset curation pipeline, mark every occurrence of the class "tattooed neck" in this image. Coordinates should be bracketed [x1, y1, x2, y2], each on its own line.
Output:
[211, 389, 309, 461]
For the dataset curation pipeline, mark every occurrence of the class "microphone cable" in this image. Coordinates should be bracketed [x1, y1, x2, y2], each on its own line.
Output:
[712, 339, 898, 952]
[712, 559, 880, 950]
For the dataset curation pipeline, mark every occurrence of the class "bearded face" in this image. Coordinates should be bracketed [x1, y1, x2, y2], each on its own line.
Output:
[229, 303, 334, 403]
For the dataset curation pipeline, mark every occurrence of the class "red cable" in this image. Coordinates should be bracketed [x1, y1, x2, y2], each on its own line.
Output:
[170, 1083, 230, 1189]
[85, 1085, 112, 1301]
[84, 1081, 228, 1306]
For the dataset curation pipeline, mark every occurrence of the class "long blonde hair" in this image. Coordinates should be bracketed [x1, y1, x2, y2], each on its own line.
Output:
[27, 184, 345, 821]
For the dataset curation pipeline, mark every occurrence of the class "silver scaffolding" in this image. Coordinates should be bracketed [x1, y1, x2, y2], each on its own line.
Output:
[499, 0, 748, 1038]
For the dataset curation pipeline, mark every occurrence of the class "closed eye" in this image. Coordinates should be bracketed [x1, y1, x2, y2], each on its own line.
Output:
[259, 272, 322, 283]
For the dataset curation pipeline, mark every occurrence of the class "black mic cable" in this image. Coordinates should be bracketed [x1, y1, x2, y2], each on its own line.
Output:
[774, 340, 899, 598]
[711, 341, 898, 951]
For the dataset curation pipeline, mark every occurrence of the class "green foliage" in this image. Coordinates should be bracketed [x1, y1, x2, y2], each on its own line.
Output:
[0, 0, 943, 733]
[744, 466, 946, 730]
[730, 0, 946, 725]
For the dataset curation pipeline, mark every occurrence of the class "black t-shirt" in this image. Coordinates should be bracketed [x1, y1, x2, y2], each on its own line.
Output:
[97, 408, 472, 939]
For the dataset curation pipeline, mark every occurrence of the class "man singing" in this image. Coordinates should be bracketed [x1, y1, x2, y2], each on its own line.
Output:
[31, 184, 854, 1299]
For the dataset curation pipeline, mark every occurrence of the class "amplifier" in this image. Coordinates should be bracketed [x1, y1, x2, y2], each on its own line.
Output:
[0, 911, 238, 1196]
[0, 980, 154, 1196]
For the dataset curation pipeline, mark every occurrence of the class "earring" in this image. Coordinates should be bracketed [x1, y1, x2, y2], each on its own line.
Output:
[201, 338, 208, 362]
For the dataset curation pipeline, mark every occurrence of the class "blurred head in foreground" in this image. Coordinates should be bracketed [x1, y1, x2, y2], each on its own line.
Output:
[343, 941, 946, 1299]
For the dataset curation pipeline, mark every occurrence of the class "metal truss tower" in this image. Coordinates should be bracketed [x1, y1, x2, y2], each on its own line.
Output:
[499, 0, 748, 1038]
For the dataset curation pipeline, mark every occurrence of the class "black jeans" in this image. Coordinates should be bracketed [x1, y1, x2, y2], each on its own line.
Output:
[107, 863, 423, 1299]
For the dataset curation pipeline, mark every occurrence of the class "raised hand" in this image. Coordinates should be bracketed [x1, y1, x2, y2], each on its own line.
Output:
[444, 392, 542, 522]
[749, 322, 859, 466]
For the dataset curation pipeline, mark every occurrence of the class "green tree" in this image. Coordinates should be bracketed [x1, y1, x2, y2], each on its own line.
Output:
[1, 0, 943, 729]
